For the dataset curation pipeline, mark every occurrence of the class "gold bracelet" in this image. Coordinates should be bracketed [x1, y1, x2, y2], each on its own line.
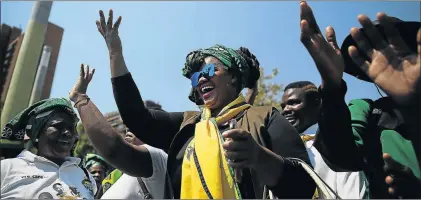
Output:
[73, 94, 90, 108]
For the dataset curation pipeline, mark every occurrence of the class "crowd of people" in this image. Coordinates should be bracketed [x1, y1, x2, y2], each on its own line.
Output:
[1, 1, 420, 199]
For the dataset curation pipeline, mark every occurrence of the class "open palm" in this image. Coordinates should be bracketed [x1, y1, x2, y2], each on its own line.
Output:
[69, 64, 95, 102]
[96, 9, 122, 53]
[348, 13, 420, 105]
[300, 1, 345, 89]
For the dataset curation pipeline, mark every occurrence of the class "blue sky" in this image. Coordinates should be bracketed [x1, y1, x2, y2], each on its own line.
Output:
[2, 1, 420, 116]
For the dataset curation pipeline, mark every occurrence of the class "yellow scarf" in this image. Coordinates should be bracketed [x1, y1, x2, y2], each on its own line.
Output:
[301, 134, 315, 143]
[181, 95, 251, 199]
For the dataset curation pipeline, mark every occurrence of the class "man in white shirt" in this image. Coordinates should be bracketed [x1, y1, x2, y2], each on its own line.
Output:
[0, 97, 97, 199]
[281, 81, 369, 199]
[100, 139, 167, 199]
[100, 132, 167, 199]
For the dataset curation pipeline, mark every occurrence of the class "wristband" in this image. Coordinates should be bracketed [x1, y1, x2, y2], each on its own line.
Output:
[73, 93, 90, 108]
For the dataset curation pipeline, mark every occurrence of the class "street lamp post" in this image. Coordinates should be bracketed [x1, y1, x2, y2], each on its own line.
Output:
[29, 45, 52, 106]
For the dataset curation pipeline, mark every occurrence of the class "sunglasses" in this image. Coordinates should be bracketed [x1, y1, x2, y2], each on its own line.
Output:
[190, 63, 216, 87]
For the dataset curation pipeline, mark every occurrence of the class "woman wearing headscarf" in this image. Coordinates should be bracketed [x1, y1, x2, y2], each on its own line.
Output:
[78, 9, 315, 199]
[0, 98, 97, 199]
[84, 153, 108, 198]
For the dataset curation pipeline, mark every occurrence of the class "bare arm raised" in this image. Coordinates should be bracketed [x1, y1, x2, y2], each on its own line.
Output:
[69, 65, 153, 178]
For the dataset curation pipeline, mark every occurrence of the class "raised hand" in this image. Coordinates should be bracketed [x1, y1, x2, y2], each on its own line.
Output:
[348, 13, 420, 105]
[300, 1, 344, 89]
[96, 9, 122, 54]
[69, 64, 95, 102]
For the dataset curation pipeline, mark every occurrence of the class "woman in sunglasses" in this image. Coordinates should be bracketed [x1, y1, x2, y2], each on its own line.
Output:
[79, 10, 315, 199]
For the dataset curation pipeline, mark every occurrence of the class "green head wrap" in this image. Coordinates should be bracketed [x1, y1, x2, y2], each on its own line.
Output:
[182, 44, 250, 86]
[1, 97, 79, 149]
[84, 153, 107, 169]
[182, 44, 259, 104]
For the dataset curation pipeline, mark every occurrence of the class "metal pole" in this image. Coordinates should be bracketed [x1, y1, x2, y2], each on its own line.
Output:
[1, 1, 53, 130]
[29, 45, 52, 106]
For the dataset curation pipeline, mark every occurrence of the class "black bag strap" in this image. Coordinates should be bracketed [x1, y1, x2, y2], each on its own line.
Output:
[137, 177, 153, 199]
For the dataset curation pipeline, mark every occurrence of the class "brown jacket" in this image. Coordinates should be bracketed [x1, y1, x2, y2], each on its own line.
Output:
[165, 106, 277, 199]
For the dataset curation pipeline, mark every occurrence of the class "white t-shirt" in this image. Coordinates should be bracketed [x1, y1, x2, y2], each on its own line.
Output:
[101, 144, 168, 199]
[304, 138, 368, 199]
[1, 150, 97, 199]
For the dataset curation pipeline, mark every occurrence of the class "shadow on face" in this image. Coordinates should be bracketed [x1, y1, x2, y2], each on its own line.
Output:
[281, 88, 319, 133]
[37, 111, 78, 162]
[194, 56, 238, 112]
[88, 165, 107, 186]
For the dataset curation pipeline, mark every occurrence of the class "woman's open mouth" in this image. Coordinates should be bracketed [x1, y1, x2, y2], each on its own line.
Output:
[199, 83, 216, 101]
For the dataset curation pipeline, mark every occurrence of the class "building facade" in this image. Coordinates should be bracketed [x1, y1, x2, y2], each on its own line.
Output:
[0, 22, 63, 112]
[0, 24, 22, 111]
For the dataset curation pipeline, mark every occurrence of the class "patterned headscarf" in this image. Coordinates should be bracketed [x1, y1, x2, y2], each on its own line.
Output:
[84, 153, 108, 170]
[1, 97, 78, 148]
[182, 44, 252, 104]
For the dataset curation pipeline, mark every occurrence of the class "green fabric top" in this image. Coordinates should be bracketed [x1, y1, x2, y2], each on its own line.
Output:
[348, 99, 420, 179]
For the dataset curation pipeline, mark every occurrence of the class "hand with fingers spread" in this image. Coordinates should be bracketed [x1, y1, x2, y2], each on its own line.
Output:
[222, 129, 263, 170]
[96, 9, 123, 54]
[348, 13, 421, 105]
[299, 1, 345, 89]
[383, 153, 421, 198]
[69, 64, 95, 102]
